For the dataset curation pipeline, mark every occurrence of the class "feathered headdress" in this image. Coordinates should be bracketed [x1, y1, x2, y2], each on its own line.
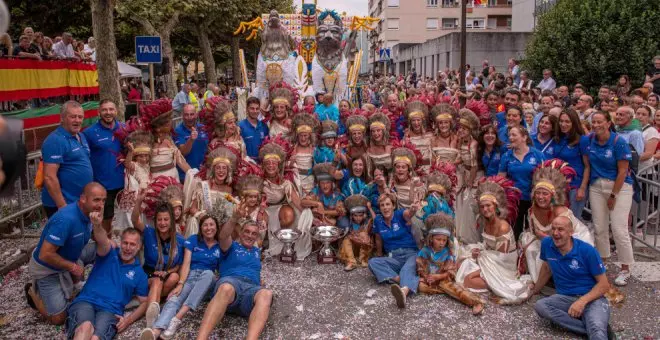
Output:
[532, 159, 577, 207]
[291, 113, 319, 145]
[426, 171, 455, 207]
[368, 111, 392, 145]
[139, 98, 173, 131]
[200, 96, 233, 137]
[465, 99, 491, 128]
[269, 81, 299, 113]
[474, 175, 522, 226]
[405, 100, 429, 127]
[346, 113, 369, 135]
[430, 160, 458, 192]
[430, 103, 457, 130]
[114, 116, 145, 146]
[344, 194, 369, 215]
[423, 212, 455, 239]
[143, 176, 182, 218]
[312, 162, 336, 183]
[458, 108, 481, 139]
[237, 174, 264, 196]
[391, 144, 418, 170]
[320, 120, 338, 139]
[203, 146, 238, 182]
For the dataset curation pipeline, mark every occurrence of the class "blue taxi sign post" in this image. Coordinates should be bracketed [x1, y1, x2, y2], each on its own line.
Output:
[135, 36, 162, 100]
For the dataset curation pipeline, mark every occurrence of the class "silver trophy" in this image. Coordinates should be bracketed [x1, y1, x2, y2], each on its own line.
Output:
[311, 225, 348, 264]
[275, 229, 300, 263]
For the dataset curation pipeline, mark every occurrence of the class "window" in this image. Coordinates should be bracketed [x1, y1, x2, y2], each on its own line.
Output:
[387, 0, 400, 7]
[387, 18, 400, 30]
[442, 18, 458, 29]
[426, 18, 439, 29]
[465, 18, 485, 29]
[427, 0, 439, 7]
[507, 17, 512, 27]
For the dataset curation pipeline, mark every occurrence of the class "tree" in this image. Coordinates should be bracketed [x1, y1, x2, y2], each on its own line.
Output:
[522, 0, 660, 92]
[90, 0, 124, 118]
[8, 0, 92, 38]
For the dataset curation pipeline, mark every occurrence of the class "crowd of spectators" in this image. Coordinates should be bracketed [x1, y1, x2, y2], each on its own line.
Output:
[0, 26, 95, 61]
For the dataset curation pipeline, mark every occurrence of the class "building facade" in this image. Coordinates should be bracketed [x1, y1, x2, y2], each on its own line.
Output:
[368, 0, 514, 74]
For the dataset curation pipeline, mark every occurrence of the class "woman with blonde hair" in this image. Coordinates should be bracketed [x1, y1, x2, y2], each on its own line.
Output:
[0, 33, 12, 57]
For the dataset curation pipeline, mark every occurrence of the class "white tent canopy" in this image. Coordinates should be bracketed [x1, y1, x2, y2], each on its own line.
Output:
[118, 61, 142, 79]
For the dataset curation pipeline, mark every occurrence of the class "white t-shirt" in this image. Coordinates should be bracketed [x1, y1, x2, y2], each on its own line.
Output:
[641, 125, 660, 171]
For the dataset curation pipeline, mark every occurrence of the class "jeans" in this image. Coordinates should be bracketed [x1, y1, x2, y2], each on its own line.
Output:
[568, 188, 588, 221]
[153, 269, 215, 330]
[534, 294, 610, 340]
[66, 301, 117, 340]
[368, 248, 419, 294]
[214, 276, 263, 317]
[589, 179, 634, 265]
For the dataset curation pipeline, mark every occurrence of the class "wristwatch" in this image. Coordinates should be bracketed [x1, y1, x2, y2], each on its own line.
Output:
[609, 192, 617, 199]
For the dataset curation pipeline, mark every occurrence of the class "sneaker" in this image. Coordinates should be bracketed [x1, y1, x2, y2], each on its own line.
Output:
[344, 263, 356, 271]
[161, 317, 182, 340]
[390, 284, 406, 308]
[145, 302, 160, 329]
[139, 328, 155, 340]
[614, 270, 631, 286]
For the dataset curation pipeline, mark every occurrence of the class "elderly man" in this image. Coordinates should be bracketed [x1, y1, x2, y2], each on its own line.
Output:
[67, 223, 148, 340]
[174, 103, 208, 180]
[615, 106, 645, 161]
[645, 55, 660, 96]
[172, 84, 191, 116]
[531, 216, 612, 340]
[575, 95, 594, 120]
[42, 101, 94, 218]
[52, 32, 77, 59]
[82, 99, 125, 234]
[193, 206, 273, 340]
[383, 93, 405, 139]
[536, 69, 557, 92]
[189, 83, 201, 112]
[13, 35, 41, 60]
[26, 182, 106, 325]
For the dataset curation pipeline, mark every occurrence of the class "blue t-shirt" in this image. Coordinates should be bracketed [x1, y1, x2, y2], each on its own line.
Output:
[494, 111, 506, 129]
[82, 121, 125, 190]
[417, 246, 454, 274]
[239, 119, 269, 159]
[339, 170, 371, 197]
[540, 237, 606, 296]
[581, 133, 633, 184]
[219, 241, 261, 286]
[142, 226, 185, 271]
[41, 126, 93, 207]
[33, 203, 92, 270]
[481, 146, 506, 177]
[551, 135, 587, 187]
[418, 193, 454, 221]
[499, 147, 546, 200]
[531, 134, 555, 158]
[184, 235, 221, 271]
[497, 125, 510, 147]
[74, 248, 148, 315]
[310, 187, 344, 209]
[174, 123, 209, 180]
[372, 209, 418, 253]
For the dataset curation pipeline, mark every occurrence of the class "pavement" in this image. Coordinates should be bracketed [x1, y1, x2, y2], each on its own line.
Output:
[0, 254, 658, 340]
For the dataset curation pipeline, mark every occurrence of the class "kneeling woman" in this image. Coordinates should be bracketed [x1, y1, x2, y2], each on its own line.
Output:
[131, 195, 184, 328]
[145, 214, 221, 339]
[368, 193, 420, 309]
[455, 176, 531, 305]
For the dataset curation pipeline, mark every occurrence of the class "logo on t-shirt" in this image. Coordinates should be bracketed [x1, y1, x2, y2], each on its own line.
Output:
[49, 235, 61, 241]
[126, 270, 135, 280]
[604, 150, 613, 159]
[392, 223, 400, 231]
[213, 249, 220, 258]
[569, 259, 580, 270]
[529, 157, 537, 165]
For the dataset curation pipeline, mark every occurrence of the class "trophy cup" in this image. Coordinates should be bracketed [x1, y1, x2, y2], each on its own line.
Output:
[311, 225, 348, 264]
[275, 229, 300, 263]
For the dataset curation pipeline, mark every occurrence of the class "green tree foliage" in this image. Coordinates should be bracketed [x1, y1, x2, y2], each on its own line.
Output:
[522, 0, 660, 91]
[8, 0, 92, 38]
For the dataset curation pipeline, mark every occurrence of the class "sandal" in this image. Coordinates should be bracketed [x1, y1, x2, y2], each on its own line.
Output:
[24, 282, 36, 310]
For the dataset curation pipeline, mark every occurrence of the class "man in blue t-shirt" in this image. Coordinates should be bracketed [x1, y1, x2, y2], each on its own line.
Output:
[26, 182, 106, 325]
[197, 205, 273, 340]
[82, 99, 125, 234]
[67, 221, 148, 339]
[239, 97, 269, 160]
[530, 216, 612, 340]
[174, 103, 209, 180]
[41, 100, 94, 218]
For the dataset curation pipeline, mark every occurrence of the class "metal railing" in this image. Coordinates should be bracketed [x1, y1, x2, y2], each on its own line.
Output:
[629, 161, 660, 256]
[0, 151, 42, 233]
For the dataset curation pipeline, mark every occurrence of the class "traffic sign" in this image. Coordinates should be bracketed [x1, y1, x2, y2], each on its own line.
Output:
[135, 36, 162, 64]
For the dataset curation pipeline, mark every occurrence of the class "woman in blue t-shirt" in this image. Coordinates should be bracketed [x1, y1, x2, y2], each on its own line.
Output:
[553, 110, 590, 219]
[498, 125, 546, 240]
[583, 111, 634, 287]
[132, 195, 185, 327]
[368, 193, 420, 309]
[531, 114, 557, 157]
[149, 215, 221, 339]
[478, 124, 506, 177]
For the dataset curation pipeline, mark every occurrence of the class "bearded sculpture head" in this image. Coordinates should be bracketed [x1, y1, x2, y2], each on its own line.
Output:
[261, 10, 292, 60]
[315, 10, 344, 70]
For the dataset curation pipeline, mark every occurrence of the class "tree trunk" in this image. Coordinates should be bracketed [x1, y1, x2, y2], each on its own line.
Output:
[90, 0, 124, 118]
[161, 35, 176, 98]
[231, 36, 241, 86]
[193, 60, 199, 82]
[196, 23, 217, 84]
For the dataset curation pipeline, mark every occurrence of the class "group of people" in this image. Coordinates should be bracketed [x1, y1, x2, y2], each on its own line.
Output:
[0, 26, 95, 61]
[23, 53, 660, 339]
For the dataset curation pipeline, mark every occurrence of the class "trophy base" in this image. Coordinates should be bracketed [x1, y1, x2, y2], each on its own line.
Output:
[317, 253, 337, 264]
[279, 252, 296, 263]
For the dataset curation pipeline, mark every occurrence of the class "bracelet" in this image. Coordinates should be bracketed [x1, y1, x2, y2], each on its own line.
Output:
[609, 192, 617, 199]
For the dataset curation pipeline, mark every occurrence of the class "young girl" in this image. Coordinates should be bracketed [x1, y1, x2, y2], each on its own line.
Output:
[291, 113, 320, 196]
[268, 84, 296, 139]
[341, 113, 369, 165]
[404, 100, 433, 173]
[339, 194, 374, 271]
[411, 167, 455, 246]
[455, 109, 481, 244]
[314, 120, 339, 166]
[237, 174, 268, 247]
[416, 213, 484, 315]
[116, 128, 153, 230]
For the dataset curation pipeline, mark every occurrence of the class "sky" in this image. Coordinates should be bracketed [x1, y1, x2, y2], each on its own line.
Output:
[305, 0, 369, 16]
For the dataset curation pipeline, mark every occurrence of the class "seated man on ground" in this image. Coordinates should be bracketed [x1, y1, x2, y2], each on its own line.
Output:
[67, 218, 149, 340]
[195, 202, 273, 340]
[530, 216, 612, 340]
[25, 182, 106, 325]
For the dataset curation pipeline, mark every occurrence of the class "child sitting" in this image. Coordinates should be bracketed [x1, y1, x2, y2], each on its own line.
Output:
[338, 194, 375, 271]
[237, 174, 268, 247]
[411, 170, 455, 247]
[417, 213, 484, 315]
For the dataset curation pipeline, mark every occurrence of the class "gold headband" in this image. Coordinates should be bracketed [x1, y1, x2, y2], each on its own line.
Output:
[535, 181, 556, 193]
[408, 111, 424, 119]
[263, 154, 281, 162]
[459, 118, 472, 128]
[212, 157, 231, 167]
[296, 125, 313, 133]
[170, 200, 182, 207]
[370, 122, 386, 129]
[428, 184, 446, 194]
[242, 189, 260, 195]
[133, 147, 151, 154]
[272, 98, 289, 105]
[479, 194, 498, 205]
[393, 156, 411, 165]
[436, 113, 452, 121]
[223, 112, 236, 121]
[349, 124, 366, 132]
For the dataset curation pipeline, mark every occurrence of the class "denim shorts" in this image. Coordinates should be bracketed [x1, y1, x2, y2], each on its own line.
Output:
[66, 301, 117, 340]
[213, 276, 263, 317]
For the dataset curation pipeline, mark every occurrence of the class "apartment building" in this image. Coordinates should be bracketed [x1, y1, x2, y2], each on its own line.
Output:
[368, 0, 513, 74]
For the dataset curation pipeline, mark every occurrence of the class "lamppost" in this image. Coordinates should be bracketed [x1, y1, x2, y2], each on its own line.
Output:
[458, 0, 467, 107]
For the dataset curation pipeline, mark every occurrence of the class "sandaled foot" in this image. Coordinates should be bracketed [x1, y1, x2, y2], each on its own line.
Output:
[472, 303, 484, 315]
[390, 284, 406, 308]
[344, 263, 356, 271]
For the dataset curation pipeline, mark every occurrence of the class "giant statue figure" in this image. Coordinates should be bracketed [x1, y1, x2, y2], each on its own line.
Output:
[311, 10, 352, 105]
